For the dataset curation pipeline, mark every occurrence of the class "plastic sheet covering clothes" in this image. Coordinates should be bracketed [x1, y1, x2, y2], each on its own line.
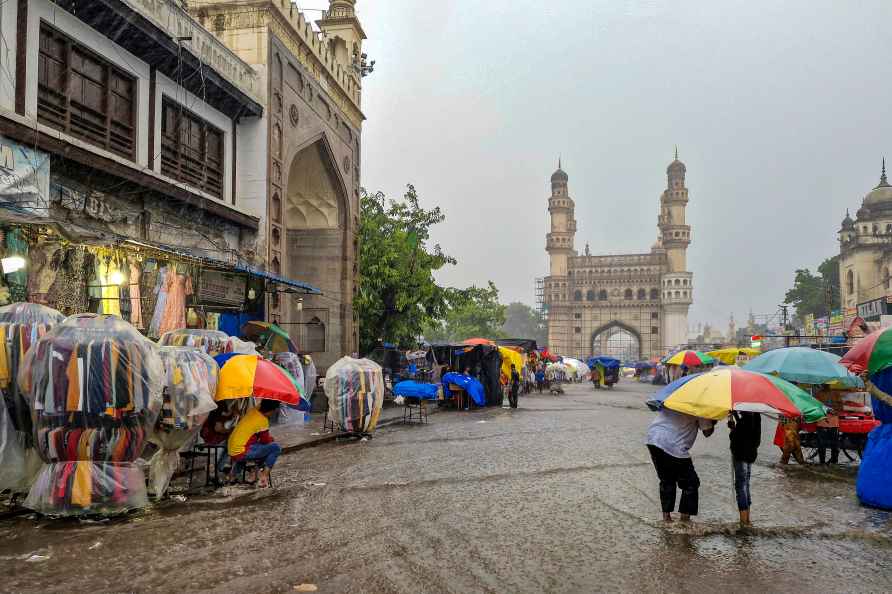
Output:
[302, 355, 317, 399]
[0, 302, 65, 492]
[226, 337, 259, 355]
[324, 357, 384, 434]
[271, 352, 306, 397]
[393, 380, 440, 400]
[147, 347, 219, 499]
[441, 372, 486, 406]
[158, 329, 231, 356]
[20, 314, 163, 515]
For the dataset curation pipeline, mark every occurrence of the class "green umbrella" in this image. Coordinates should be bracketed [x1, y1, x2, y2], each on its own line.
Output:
[743, 347, 863, 387]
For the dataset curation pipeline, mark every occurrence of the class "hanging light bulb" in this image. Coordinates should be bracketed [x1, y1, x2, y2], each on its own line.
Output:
[1, 256, 26, 274]
[248, 288, 257, 300]
[109, 270, 126, 286]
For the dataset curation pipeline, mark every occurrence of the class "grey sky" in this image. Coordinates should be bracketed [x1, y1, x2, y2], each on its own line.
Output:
[354, 0, 892, 330]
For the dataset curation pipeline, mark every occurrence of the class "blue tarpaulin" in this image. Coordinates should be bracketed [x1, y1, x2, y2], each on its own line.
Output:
[588, 356, 621, 369]
[856, 398, 892, 510]
[441, 372, 486, 406]
[393, 380, 440, 400]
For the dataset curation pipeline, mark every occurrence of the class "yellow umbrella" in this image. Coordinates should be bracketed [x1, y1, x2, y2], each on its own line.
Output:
[707, 347, 761, 365]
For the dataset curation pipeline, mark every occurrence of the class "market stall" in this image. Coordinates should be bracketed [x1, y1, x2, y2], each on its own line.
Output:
[148, 347, 219, 498]
[428, 343, 502, 406]
[20, 314, 164, 515]
[324, 357, 384, 437]
[0, 303, 66, 493]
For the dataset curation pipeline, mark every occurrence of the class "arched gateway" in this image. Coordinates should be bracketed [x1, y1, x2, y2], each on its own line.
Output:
[592, 323, 641, 362]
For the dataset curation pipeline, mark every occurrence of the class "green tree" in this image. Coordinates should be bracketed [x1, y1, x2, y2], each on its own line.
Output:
[784, 256, 840, 322]
[424, 282, 507, 343]
[501, 301, 547, 344]
[355, 185, 455, 353]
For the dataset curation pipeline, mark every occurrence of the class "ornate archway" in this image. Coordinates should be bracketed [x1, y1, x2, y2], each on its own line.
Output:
[591, 322, 641, 362]
[284, 135, 350, 368]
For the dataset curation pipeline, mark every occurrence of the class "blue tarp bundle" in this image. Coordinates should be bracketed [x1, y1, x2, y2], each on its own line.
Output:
[441, 372, 486, 406]
[856, 397, 892, 510]
[588, 356, 621, 369]
[393, 380, 440, 400]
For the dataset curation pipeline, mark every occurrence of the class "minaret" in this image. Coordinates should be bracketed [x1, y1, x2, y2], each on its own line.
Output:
[545, 160, 576, 353]
[659, 149, 693, 351]
[546, 159, 576, 277]
[317, 0, 367, 78]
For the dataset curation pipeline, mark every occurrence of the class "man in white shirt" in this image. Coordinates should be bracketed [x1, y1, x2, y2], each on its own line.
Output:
[646, 408, 716, 522]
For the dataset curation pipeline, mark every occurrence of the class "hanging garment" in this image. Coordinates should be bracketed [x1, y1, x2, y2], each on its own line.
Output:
[46, 248, 93, 316]
[129, 261, 143, 329]
[97, 260, 122, 317]
[148, 267, 169, 339]
[4, 229, 28, 302]
[26, 242, 61, 305]
[158, 270, 192, 336]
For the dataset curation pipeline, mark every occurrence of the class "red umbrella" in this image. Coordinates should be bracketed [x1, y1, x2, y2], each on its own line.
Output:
[462, 338, 494, 346]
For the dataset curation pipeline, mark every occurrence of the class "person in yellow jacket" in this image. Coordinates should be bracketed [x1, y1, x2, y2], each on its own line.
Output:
[228, 399, 282, 488]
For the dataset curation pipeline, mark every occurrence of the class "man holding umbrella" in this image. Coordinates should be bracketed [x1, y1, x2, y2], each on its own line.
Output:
[646, 408, 715, 522]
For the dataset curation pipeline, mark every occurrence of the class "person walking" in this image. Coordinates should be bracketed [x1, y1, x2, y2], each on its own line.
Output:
[646, 409, 716, 522]
[535, 367, 545, 394]
[508, 364, 521, 408]
[728, 411, 761, 526]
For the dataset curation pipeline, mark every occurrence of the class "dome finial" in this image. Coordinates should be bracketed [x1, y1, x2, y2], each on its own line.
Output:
[674, 145, 678, 160]
[558, 155, 561, 170]
[882, 157, 889, 187]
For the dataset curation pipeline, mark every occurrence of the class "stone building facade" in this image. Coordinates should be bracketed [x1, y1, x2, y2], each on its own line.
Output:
[838, 161, 892, 315]
[544, 155, 694, 360]
[192, 0, 367, 369]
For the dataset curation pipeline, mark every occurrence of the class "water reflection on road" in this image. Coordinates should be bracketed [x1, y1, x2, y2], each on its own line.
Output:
[1, 381, 890, 593]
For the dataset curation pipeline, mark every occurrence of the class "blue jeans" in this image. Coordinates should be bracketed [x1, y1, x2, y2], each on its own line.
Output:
[234, 443, 282, 474]
[733, 459, 752, 511]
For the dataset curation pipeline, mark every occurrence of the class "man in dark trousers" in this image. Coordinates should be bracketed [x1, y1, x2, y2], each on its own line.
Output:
[728, 411, 761, 526]
[646, 409, 716, 522]
[508, 364, 521, 408]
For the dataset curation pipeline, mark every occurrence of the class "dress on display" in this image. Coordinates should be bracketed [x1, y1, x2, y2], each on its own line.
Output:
[158, 268, 192, 337]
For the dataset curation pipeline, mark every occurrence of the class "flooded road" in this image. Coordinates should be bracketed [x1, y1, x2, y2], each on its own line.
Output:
[1, 381, 891, 593]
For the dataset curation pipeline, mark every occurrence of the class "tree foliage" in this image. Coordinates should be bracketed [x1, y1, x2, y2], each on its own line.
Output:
[501, 301, 547, 344]
[784, 256, 840, 322]
[355, 185, 455, 353]
[424, 282, 507, 343]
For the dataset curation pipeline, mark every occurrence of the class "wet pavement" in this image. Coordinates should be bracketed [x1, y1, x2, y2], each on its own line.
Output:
[1, 381, 891, 593]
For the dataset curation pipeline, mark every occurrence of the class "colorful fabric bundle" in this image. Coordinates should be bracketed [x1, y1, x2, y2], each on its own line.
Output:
[324, 357, 384, 435]
[0, 303, 65, 493]
[158, 329, 231, 357]
[148, 347, 219, 498]
[20, 314, 163, 516]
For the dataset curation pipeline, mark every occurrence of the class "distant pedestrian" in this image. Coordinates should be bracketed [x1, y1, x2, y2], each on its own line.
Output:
[646, 409, 715, 522]
[728, 411, 761, 527]
[535, 368, 545, 393]
[508, 364, 521, 408]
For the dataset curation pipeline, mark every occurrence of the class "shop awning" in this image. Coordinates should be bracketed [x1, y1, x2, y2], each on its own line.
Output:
[121, 240, 323, 295]
[232, 264, 322, 295]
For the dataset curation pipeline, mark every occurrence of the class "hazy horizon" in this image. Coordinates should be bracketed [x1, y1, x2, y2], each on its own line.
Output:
[355, 0, 892, 331]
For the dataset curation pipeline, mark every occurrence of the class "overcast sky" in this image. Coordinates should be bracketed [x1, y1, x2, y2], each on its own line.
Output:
[351, 0, 892, 331]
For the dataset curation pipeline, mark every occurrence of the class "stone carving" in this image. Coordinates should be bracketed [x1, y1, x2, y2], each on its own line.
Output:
[289, 104, 299, 127]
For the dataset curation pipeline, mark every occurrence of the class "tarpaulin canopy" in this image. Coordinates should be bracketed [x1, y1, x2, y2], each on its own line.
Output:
[442, 372, 486, 406]
[495, 338, 538, 352]
[393, 380, 440, 400]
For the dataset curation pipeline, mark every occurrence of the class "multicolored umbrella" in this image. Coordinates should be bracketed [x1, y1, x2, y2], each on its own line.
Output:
[214, 353, 305, 407]
[664, 350, 716, 367]
[840, 327, 892, 375]
[647, 367, 828, 422]
[744, 347, 863, 387]
[241, 321, 298, 354]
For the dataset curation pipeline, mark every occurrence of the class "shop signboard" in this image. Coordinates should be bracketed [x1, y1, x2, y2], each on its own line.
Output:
[857, 297, 892, 321]
[0, 136, 50, 217]
[815, 317, 829, 336]
[803, 314, 815, 336]
[198, 270, 247, 306]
